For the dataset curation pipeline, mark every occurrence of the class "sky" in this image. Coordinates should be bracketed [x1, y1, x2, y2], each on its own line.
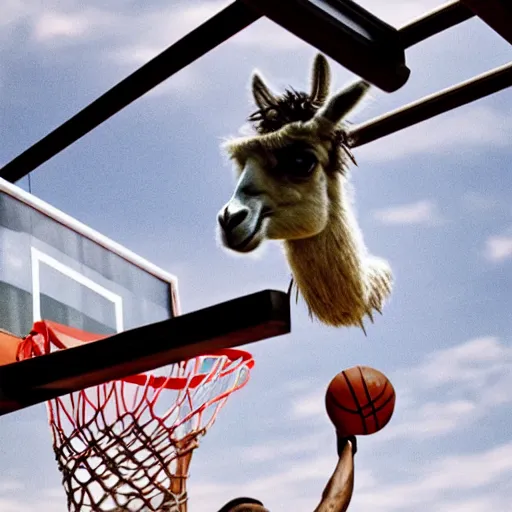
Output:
[0, 0, 512, 510]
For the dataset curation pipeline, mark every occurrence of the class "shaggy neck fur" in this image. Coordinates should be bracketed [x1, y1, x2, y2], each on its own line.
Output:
[284, 175, 391, 329]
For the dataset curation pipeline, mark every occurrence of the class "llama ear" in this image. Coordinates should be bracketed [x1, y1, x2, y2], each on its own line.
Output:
[251, 72, 278, 110]
[316, 80, 370, 125]
[310, 53, 331, 106]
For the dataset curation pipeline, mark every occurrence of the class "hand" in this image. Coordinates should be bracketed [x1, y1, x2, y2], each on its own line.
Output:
[336, 432, 357, 457]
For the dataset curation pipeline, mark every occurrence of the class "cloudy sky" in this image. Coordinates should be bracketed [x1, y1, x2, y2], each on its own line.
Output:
[1, 0, 512, 511]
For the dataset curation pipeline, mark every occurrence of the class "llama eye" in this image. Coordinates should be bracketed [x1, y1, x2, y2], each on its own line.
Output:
[289, 151, 317, 177]
[273, 146, 318, 179]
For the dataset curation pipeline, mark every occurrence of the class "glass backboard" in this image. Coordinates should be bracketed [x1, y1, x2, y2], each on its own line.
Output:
[0, 178, 179, 339]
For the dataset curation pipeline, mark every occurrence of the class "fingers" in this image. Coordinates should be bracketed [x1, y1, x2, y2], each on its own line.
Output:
[337, 432, 357, 457]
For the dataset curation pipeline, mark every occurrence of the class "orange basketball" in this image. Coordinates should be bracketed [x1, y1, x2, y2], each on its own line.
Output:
[325, 366, 395, 436]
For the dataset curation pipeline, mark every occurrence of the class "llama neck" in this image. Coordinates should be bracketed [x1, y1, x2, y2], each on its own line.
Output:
[283, 183, 369, 326]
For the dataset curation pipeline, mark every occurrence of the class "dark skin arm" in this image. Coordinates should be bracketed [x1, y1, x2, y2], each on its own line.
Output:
[217, 435, 357, 512]
[313, 435, 356, 512]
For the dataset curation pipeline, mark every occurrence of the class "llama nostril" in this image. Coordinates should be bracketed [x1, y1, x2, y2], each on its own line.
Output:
[217, 211, 227, 229]
[221, 208, 249, 231]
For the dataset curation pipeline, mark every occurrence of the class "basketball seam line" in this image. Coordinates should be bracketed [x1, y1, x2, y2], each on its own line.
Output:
[326, 393, 360, 414]
[327, 380, 391, 415]
[372, 390, 394, 416]
[342, 370, 367, 435]
[358, 366, 380, 432]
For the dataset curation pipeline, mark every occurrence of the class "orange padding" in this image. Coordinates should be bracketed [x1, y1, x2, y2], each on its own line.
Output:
[0, 321, 104, 366]
[0, 330, 23, 366]
[16, 320, 107, 362]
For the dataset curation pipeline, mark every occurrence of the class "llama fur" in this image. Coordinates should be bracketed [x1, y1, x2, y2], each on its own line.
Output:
[217, 54, 393, 329]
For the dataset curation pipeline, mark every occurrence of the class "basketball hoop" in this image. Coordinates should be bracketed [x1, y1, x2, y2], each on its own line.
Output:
[17, 320, 254, 512]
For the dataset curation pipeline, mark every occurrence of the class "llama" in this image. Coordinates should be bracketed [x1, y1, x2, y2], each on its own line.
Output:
[217, 54, 393, 330]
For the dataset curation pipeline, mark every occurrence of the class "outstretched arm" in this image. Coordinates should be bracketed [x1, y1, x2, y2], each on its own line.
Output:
[313, 435, 357, 512]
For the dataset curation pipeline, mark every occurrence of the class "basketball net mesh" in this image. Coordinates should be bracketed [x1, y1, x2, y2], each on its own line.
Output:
[17, 321, 254, 512]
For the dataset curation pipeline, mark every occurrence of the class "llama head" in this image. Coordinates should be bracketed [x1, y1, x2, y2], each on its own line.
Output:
[217, 54, 370, 253]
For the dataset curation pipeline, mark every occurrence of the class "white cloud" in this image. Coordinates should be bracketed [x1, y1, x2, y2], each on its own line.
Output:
[33, 12, 89, 41]
[105, 2, 232, 66]
[355, 442, 512, 511]
[484, 235, 512, 262]
[0, 2, 119, 47]
[356, 105, 512, 162]
[410, 336, 510, 388]
[376, 336, 512, 441]
[373, 199, 441, 225]
[376, 399, 477, 441]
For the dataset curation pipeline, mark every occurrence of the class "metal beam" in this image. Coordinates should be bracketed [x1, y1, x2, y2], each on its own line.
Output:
[461, 0, 512, 45]
[242, 0, 410, 93]
[348, 61, 512, 148]
[399, 1, 475, 48]
[0, 1, 261, 184]
[0, 290, 291, 416]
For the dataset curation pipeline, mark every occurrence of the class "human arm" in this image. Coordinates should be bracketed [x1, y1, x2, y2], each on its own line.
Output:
[313, 434, 357, 512]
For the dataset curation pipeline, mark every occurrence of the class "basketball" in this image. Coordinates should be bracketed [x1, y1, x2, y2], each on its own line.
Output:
[325, 366, 395, 436]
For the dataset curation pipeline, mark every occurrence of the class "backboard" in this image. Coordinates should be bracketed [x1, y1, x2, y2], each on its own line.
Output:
[0, 177, 180, 339]
[0, 178, 291, 416]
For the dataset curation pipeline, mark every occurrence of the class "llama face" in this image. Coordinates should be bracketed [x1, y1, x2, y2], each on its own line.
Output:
[218, 125, 333, 253]
[217, 54, 370, 254]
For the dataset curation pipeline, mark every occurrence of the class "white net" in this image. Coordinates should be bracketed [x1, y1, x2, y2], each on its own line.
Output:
[17, 321, 254, 512]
